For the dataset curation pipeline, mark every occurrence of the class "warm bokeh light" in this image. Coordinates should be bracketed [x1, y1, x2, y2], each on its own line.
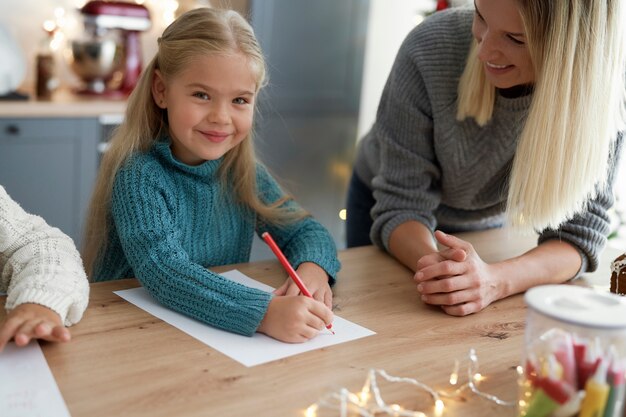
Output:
[43, 20, 56, 33]
[339, 209, 347, 221]
[358, 388, 370, 405]
[434, 399, 445, 416]
[449, 371, 458, 385]
[449, 359, 460, 385]
[163, 0, 179, 24]
[304, 404, 317, 417]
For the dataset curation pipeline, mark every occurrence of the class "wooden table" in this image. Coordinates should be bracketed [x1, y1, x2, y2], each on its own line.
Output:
[0, 229, 620, 416]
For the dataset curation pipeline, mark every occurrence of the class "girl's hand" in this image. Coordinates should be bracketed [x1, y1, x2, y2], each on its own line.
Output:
[273, 262, 333, 309]
[257, 295, 333, 343]
[0, 303, 70, 352]
[414, 231, 501, 316]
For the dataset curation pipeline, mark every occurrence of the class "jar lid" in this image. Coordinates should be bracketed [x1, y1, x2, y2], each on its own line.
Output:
[525, 285, 626, 329]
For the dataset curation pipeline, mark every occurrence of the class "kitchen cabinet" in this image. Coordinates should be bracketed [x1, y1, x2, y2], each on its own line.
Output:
[0, 117, 100, 246]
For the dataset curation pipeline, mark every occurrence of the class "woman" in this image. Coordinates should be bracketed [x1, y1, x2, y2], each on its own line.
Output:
[346, 0, 626, 315]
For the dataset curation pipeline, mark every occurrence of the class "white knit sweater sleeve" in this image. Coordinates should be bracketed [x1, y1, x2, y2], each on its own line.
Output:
[0, 185, 89, 326]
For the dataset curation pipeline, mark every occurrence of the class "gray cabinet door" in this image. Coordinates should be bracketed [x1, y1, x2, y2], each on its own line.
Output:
[0, 118, 99, 246]
[250, 0, 369, 255]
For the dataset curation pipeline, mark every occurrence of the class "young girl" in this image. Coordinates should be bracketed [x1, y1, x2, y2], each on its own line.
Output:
[82, 8, 340, 343]
[347, 0, 625, 315]
[0, 185, 89, 352]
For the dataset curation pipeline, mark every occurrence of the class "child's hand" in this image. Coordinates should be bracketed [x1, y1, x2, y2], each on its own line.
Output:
[273, 262, 333, 308]
[0, 303, 70, 352]
[257, 295, 333, 343]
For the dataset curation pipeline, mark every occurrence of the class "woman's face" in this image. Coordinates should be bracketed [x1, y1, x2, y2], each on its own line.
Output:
[472, 0, 534, 89]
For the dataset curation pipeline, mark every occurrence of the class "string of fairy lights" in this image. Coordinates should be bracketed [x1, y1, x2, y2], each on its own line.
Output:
[304, 349, 518, 417]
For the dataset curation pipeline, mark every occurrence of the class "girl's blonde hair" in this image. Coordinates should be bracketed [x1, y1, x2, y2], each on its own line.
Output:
[457, 0, 626, 232]
[83, 7, 303, 276]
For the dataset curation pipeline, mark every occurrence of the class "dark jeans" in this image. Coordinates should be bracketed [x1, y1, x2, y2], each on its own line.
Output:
[346, 171, 376, 248]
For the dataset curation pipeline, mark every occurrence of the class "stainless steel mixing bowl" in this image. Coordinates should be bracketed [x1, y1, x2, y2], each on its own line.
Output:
[70, 36, 122, 93]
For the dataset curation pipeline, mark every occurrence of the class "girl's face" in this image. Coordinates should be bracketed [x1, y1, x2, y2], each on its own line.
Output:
[472, 0, 534, 89]
[152, 52, 257, 165]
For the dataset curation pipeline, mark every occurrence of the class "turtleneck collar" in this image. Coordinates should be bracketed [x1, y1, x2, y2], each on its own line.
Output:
[153, 137, 223, 179]
[498, 84, 533, 99]
[494, 87, 533, 112]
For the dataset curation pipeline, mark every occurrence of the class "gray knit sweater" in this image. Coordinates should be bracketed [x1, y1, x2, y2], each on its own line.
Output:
[354, 7, 623, 273]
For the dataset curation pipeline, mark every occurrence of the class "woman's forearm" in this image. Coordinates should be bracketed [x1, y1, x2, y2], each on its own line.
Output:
[493, 239, 582, 300]
[388, 221, 438, 271]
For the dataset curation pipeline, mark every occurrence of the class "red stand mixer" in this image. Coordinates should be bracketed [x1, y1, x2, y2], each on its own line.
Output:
[70, 1, 151, 96]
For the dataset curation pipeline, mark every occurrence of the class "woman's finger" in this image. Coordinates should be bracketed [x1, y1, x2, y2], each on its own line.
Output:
[416, 259, 466, 282]
[421, 286, 481, 306]
[434, 230, 472, 252]
[441, 301, 481, 316]
[439, 247, 467, 262]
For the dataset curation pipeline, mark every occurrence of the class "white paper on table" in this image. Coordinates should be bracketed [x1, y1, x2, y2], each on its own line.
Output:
[0, 342, 71, 417]
[114, 269, 375, 367]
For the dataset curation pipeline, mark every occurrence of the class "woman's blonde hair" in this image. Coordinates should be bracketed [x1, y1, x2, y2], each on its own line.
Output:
[83, 7, 303, 276]
[457, 0, 626, 232]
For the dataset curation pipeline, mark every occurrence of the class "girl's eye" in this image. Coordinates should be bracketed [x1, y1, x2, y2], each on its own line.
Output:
[233, 97, 248, 105]
[193, 92, 209, 100]
[508, 35, 525, 45]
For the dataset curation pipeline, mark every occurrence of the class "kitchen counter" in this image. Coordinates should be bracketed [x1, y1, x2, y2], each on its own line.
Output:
[0, 88, 126, 118]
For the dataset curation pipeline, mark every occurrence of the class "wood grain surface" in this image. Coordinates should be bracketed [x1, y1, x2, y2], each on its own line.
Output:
[2, 229, 614, 416]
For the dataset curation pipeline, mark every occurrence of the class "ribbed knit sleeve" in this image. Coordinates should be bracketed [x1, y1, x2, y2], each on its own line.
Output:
[0, 186, 89, 326]
[367, 9, 471, 250]
[538, 133, 625, 274]
[255, 165, 341, 284]
[108, 159, 272, 337]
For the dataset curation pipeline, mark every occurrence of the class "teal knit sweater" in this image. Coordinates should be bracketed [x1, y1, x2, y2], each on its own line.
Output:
[93, 139, 341, 336]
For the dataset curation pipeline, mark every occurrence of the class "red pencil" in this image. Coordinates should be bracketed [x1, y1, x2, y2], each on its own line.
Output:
[261, 232, 334, 334]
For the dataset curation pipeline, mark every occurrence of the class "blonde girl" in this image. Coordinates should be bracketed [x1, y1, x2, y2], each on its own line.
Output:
[347, 0, 625, 315]
[83, 8, 339, 343]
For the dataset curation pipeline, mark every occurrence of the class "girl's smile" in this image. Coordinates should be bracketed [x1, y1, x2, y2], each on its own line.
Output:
[197, 130, 231, 143]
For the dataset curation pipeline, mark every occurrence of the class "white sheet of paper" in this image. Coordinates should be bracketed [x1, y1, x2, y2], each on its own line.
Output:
[114, 269, 375, 367]
[0, 342, 71, 417]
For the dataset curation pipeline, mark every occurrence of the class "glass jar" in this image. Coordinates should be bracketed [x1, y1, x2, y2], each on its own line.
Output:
[35, 30, 58, 100]
[519, 285, 626, 417]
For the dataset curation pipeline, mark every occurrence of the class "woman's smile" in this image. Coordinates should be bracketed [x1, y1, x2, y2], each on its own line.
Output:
[484, 61, 514, 75]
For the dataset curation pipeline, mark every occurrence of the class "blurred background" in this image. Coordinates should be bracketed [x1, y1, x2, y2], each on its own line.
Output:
[1, 0, 624, 261]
